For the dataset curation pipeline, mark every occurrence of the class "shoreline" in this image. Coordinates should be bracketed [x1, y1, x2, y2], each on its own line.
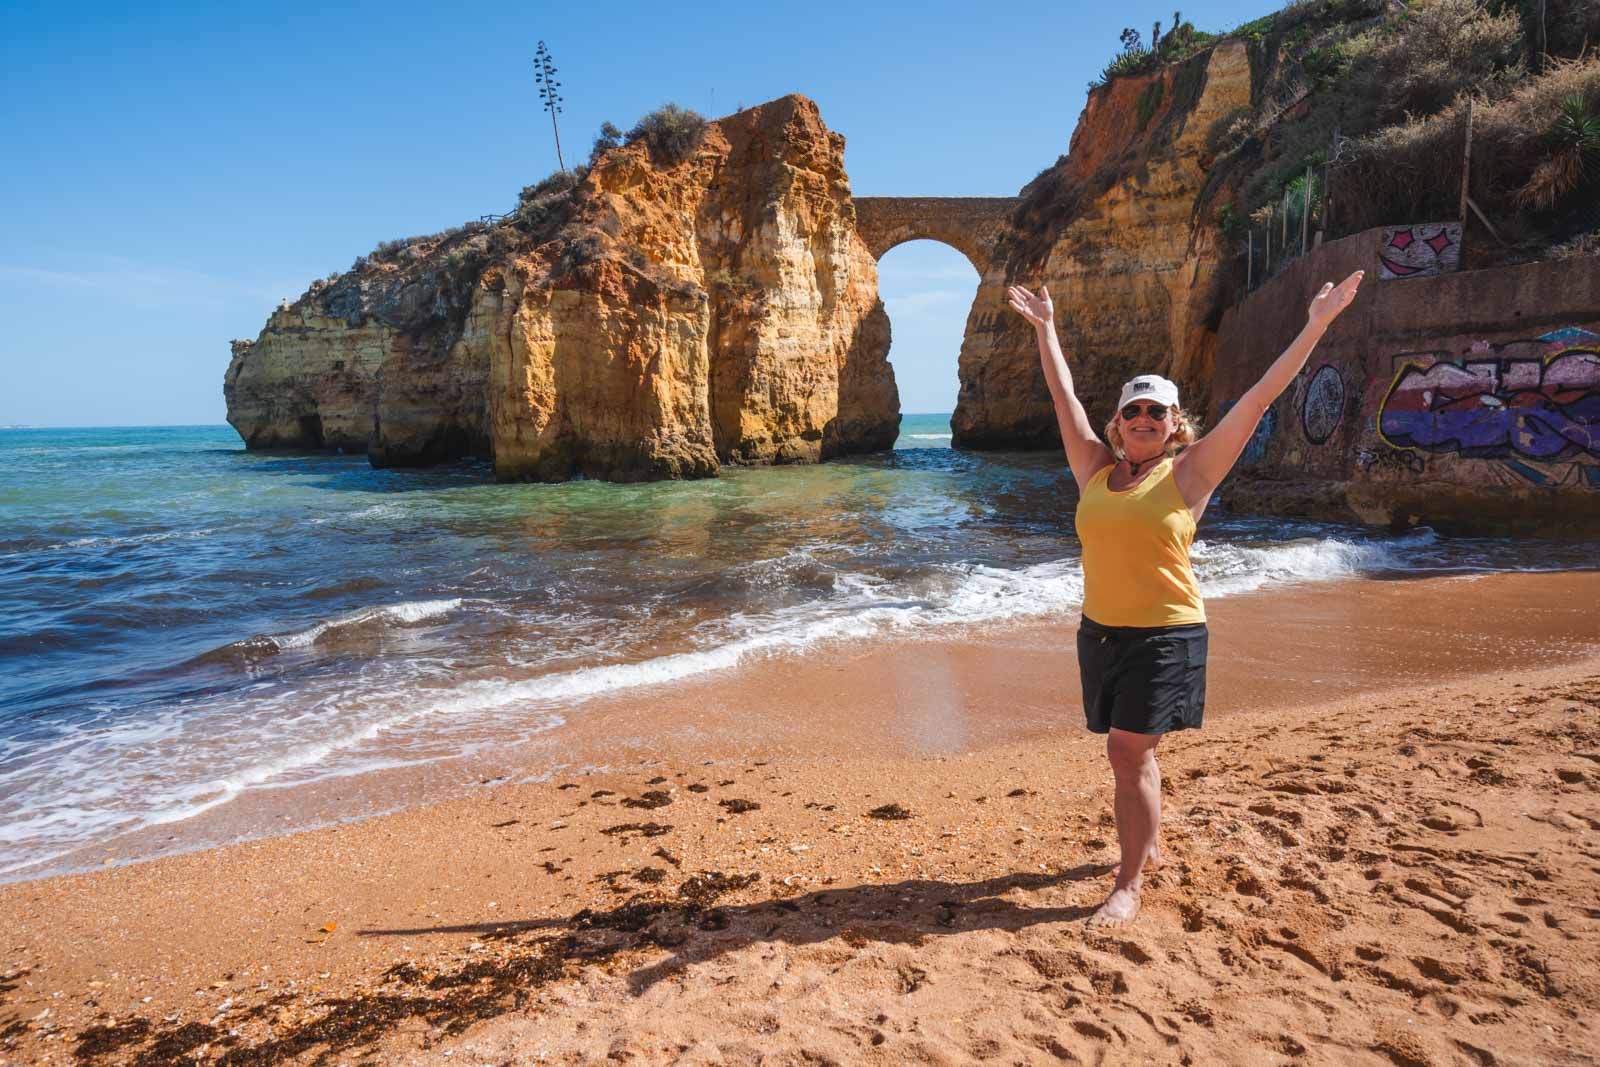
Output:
[1, 569, 1599, 1063]
[12, 569, 1600, 886]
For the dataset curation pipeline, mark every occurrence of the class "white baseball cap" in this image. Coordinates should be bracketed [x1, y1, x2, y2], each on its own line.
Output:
[1117, 375, 1180, 412]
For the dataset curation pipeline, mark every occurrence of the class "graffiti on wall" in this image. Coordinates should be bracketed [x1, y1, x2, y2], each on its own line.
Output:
[1301, 364, 1345, 445]
[1355, 447, 1425, 475]
[1378, 224, 1462, 280]
[1377, 328, 1600, 488]
[1219, 399, 1277, 466]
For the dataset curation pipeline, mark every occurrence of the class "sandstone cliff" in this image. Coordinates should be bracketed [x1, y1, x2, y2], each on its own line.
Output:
[952, 41, 1252, 449]
[488, 95, 894, 482]
[225, 95, 896, 481]
[224, 247, 493, 465]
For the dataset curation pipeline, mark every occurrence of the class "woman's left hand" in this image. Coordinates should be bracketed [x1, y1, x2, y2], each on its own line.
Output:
[1307, 270, 1364, 331]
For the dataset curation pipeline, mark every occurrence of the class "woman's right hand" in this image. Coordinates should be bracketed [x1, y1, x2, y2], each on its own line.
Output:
[1007, 284, 1054, 329]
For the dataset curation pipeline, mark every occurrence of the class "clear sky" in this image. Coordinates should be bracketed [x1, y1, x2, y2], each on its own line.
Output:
[0, 0, 1263, 426]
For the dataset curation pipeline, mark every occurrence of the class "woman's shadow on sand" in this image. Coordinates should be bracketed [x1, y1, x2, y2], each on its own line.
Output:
[68, 866, 1112, 1065]
[361, 863, 1108, 997]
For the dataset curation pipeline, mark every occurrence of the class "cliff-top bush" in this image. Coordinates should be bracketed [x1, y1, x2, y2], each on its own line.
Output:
[590, 121, 623, 166]
[1335, 56, 1600, 235]
[1092, 10, 1218, 88]
[520, 168, 581, 205]
[626, 104, 708, 165]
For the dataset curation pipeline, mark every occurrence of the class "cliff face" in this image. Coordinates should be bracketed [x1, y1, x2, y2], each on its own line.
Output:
[225, 95, 896, 482]
[488, 96, 894, 482]
[953, 41, 1253, 448]
[224, 237, 494, 465]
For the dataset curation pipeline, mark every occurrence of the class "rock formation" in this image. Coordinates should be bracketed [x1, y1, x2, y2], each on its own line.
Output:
[952, 41, 1252, 449]
[225, 95, 896, 481]
[487, 95, 895, 481]
[226, 29, 1596, 533]
[225, 49, 1262, 481]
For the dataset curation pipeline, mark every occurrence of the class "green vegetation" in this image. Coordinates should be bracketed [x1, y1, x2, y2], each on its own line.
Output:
[1073, 0, 1600, 268]
[590, 121, 623, 165]
[1216, 202, 1245, 240]
[1091, 11, 1216, 90]
[1517, 94, 1600, 210]
[625, 104, 709, 165]
[1205, 106, 1256, 158]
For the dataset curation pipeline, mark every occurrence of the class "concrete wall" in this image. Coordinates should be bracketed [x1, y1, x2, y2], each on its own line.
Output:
[1212, 228, 1600, 536]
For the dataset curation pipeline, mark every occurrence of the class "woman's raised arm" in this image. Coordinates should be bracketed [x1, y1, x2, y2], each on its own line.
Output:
[1175, 270, 1364, 512]
[1007, 285, 1115, 491]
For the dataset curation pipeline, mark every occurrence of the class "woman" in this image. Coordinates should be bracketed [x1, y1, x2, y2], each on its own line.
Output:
[1006, 270, 1364, 928]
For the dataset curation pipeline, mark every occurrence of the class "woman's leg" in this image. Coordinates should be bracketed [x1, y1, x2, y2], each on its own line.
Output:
[1088, 726, 1162, 928]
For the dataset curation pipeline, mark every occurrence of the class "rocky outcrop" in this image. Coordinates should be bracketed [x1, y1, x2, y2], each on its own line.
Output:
[488, 96, 894, 481]
[953, 41, 1253, 449]
[224, 233, 494, 465]
[225, 95, 896, 481]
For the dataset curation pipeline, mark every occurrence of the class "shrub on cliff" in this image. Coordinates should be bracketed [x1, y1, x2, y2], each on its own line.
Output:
[1336, 57, 1600, 236]
[626, 104, 707, 165]
[1222, 0, 1524, 240]
[515, 166, 589, 234]
[1204, 106, 1257, 159]
[1338, 0, 1524, 128]
[520, 169, 580, 205]
[590, 121, 623, 165]
[1092, 12, 1216, 88]
[1516, 93, 1600, 211]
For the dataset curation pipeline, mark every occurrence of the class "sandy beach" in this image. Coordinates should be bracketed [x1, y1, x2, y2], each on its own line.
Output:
[3, 569, 1598, 1065]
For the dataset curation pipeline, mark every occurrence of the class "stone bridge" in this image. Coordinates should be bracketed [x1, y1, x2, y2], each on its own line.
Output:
[852, 197, 1019, 276]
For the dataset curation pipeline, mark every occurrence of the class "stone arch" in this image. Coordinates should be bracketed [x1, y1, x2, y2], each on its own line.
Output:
[852, 197, 1019, 276]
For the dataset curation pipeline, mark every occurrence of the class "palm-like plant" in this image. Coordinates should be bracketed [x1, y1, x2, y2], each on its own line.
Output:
[1518, 94, 1600, 211]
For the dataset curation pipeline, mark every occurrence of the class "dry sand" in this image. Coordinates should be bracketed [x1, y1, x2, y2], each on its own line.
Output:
[2, 571, 1598, 1065]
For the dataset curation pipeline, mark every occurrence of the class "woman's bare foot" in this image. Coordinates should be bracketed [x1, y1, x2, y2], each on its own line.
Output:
[1086, 884, 1141, 928]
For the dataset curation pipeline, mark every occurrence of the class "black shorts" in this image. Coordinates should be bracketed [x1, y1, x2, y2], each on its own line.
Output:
[1076, 616, 1208, 736]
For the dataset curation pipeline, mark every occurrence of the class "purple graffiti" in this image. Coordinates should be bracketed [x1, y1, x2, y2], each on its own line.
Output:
[1378, 347, 1600, 460]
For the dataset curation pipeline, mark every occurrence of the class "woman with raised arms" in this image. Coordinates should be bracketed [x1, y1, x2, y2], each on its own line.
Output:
[1006, 269, 1364, 927]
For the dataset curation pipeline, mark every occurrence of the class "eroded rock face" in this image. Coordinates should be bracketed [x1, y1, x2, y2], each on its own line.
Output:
[490, 96, 896, 481]
[225, 95, 897, 482]
[224, 239, 493, 465]
[953, 41, 1253, 448]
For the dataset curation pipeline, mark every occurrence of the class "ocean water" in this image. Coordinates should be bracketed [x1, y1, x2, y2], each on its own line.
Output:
[1, 418, 1592, 880]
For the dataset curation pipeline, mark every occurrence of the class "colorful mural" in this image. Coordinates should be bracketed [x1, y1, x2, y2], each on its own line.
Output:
[1301, 364, 1345, 445]
[1378, 223, 1462, 280]
[1376, 328, 1600, 487]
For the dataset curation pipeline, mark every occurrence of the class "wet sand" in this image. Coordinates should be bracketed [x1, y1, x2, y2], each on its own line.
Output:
[2, 570, 1598, 1065]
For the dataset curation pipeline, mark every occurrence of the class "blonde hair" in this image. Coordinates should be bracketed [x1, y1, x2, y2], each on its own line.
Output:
[1105, 408, 1201, 460]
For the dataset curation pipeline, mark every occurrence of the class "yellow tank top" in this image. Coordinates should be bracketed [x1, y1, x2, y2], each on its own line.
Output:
[1074, 457, 1206, 627]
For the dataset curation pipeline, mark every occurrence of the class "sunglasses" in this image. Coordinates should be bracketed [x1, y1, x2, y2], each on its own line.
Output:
[1120, 402, 1171, 421]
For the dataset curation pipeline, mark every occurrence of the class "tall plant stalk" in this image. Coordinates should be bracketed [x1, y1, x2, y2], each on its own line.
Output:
[535, 41, 567, 172]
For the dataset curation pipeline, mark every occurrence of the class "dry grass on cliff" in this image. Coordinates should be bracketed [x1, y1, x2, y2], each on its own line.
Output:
[1336, 57, 1600, 236]
[1226, 0, 1525, 221]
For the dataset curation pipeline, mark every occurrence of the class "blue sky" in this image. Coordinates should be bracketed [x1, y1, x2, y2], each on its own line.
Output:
[0, 0, 1262, 426]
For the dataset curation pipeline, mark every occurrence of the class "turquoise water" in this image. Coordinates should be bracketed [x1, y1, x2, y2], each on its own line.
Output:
[1, 418, 1589, 879]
